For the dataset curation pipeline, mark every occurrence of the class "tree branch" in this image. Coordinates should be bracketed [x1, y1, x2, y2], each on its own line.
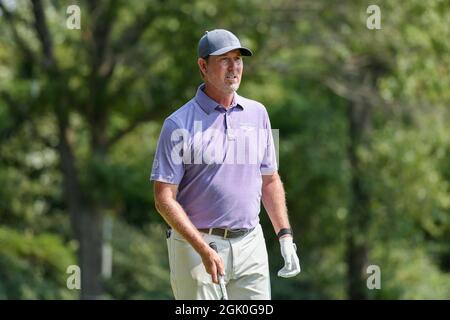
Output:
[30, 0, 57, 71]
[105, 103, 171, 150]
[88, 0, 119, 80]
[112, 5, 156, 56]
[106, 121, 143, 149]
[105, 112, 155, 150]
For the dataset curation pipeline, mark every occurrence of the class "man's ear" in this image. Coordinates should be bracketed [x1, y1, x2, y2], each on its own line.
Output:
[197, 58, 207, 76]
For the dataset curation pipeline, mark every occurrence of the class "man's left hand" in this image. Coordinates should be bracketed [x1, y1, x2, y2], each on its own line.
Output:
[278, 236, 301, 278]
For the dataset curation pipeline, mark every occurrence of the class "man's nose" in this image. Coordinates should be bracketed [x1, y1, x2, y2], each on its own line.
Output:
[228, 61, 240, 70]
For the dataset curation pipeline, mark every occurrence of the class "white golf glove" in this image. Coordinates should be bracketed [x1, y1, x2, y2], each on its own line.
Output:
[278, 236, 301, 278]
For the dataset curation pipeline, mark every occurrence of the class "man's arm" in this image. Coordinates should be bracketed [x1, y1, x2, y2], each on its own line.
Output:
[262, 171, 301, 277]
[262, 172, 292, 237]
[262, 172, 301, 277]
[153, 181, 224, 283]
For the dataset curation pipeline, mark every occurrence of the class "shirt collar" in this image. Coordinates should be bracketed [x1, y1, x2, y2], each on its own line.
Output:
[195, 83, 244, 115]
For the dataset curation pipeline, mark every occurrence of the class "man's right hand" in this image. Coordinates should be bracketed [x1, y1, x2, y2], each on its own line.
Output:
[200, 246, 225, 284]
[154, 181, 226, 284]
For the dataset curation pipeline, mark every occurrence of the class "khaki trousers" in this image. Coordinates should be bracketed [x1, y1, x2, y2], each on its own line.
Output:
[167, 224, 271, 300]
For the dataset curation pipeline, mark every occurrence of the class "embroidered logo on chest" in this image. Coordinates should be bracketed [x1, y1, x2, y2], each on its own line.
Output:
[240, 122, 256, 132]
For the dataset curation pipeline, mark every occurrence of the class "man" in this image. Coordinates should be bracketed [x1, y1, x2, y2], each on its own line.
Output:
[150, 29, 300, 300]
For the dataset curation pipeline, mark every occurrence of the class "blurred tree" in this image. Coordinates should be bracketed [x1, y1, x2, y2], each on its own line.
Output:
[1, 0, 449, 300]
[0, 226, 76, 299]
[240, 0, 450, 299]
[0, 0, 270, 299]
[0, 0, 196, 298]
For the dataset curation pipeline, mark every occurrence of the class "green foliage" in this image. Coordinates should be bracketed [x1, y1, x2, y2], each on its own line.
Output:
[103, 220, 172, 299]
[0, 226, 76, 299]
[0, 0, 449, 300]
[370, 241, 450, 299]
[366, 108, 450, 242]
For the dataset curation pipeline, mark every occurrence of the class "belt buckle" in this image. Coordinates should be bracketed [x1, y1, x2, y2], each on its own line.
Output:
[223, 229, 228, 239]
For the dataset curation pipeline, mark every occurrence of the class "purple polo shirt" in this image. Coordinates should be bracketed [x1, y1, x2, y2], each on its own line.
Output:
[150, 83, 277, 229]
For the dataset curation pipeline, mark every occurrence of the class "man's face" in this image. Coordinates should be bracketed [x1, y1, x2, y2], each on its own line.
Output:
[199, 49, 243, 94]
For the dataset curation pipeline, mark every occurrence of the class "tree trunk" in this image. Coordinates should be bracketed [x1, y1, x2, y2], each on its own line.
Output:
[79, 208, 104, 299]
[57, 113, 104, 299]
[346, 101, 371, 300]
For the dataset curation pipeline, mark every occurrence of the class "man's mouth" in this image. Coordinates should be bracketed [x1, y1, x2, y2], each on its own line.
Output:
[225, 75, 238, 81]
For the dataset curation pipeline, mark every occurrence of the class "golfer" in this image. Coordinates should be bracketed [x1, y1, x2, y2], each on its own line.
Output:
[151, 29, 300, 300]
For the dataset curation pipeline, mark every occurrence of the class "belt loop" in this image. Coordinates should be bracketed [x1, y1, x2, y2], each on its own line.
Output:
[224, 229, 228, 239]
[208, 228, 213, 235]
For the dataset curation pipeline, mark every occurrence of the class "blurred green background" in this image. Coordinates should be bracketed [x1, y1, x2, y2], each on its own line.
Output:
[0, 0, 449, 299]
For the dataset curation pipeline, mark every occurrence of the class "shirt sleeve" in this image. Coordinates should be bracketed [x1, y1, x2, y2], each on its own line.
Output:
[260, 108, 278, 175]
[150, 118, 186, 185]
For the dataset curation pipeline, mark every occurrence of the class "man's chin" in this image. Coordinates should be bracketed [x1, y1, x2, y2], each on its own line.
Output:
[224, 83, 240, 93]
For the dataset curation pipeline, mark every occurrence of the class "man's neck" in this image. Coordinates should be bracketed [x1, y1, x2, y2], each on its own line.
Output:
[203, 83, 234, 108]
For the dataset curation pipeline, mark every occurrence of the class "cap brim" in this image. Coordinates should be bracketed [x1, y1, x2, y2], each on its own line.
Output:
[209, 46, 253, 56]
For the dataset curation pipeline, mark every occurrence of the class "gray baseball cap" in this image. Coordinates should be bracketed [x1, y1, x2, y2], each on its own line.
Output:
[198, 29, 253, 58]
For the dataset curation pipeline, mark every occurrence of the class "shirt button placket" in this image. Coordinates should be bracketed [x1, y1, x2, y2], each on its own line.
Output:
[225, 110, 236, 140]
